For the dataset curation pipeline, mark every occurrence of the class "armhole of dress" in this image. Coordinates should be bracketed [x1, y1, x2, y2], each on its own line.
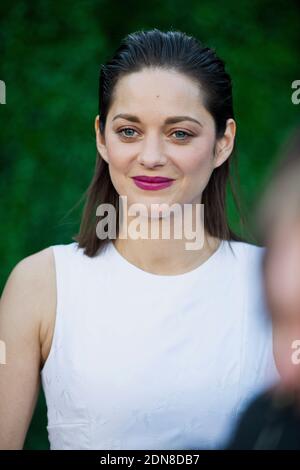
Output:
[40, 244, 63, 377]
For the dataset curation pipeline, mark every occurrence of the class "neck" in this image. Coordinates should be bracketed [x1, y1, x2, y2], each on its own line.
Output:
[113, 208, 221, 275]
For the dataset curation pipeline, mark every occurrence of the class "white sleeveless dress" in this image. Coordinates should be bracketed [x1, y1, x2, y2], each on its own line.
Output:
[40, 239, 279, 450]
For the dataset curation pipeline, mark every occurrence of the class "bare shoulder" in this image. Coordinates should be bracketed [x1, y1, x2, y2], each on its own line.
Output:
[8, 246, 54, 282]
[0, 247, 56, 448]
[0, 246, 56, 368]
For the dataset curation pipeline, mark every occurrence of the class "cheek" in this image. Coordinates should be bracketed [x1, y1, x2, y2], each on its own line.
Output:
[173, 138, 215, 174]
[105, 136, 135, 170]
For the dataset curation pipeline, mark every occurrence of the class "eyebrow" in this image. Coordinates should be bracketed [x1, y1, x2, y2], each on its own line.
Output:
[112, 113, 202, 127]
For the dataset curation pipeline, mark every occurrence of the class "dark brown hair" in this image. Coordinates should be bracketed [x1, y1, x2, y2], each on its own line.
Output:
[72, 28, 247, 256]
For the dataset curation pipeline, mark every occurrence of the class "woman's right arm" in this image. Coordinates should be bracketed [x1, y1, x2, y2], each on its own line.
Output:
[0, 248, 55, 449]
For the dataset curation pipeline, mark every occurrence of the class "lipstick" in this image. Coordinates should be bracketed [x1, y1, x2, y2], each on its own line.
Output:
[132, 176, 175, 191]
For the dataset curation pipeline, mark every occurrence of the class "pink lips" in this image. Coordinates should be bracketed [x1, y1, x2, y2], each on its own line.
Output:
[132, 176, 175, 191]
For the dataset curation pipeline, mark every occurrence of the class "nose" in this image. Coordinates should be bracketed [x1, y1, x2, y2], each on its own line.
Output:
[136, 134, 167, 168]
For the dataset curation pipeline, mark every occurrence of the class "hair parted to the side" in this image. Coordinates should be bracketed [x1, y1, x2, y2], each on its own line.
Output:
[72, 28, 248, 257]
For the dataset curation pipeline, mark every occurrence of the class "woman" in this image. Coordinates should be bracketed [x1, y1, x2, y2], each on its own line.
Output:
[227, 128, 300, 450]
[0, 29, 279, 450]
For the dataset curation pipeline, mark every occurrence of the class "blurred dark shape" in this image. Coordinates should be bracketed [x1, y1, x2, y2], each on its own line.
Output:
[226, 126, 300, 450]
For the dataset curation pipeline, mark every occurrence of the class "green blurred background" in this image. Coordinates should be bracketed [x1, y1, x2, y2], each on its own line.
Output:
[0, 0, 299, 450]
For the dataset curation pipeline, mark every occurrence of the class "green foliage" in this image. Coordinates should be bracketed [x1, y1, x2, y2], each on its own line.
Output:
[0, 0, 299, 450]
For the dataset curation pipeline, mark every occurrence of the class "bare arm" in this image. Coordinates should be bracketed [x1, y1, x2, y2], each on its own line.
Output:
[0, 247, 55, 449]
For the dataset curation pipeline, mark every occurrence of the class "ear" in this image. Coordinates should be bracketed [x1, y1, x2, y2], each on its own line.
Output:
[213, 118, 236, 169]
[95, 115, 109, 163]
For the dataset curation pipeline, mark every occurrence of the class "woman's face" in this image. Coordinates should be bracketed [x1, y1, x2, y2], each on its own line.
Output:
[95, 67, 235, 215]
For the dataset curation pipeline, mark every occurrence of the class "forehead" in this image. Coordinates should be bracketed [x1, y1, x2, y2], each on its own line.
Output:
[108, 68, 206, 118]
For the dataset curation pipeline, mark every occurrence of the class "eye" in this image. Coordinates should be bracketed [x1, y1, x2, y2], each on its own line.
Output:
[171, 130, 193, 141]
[117, 127, 139, 139]
[116, 127, 194, 141]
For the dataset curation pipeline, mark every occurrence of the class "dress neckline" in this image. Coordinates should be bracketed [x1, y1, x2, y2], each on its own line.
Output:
[107, 238, 227, 280]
